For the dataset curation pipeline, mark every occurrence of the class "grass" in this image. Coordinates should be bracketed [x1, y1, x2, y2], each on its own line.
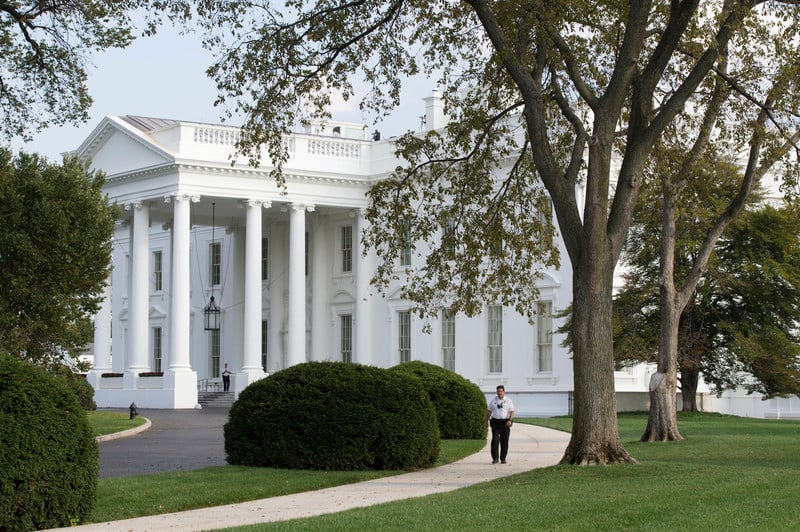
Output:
[90, 438, 486, 523]
[87, 410, 147, 438]
[219, 412, 800, 531]
[88, 413, 800, 530]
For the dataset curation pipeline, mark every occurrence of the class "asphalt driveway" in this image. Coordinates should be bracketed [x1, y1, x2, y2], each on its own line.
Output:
[98, 408, 230, 479]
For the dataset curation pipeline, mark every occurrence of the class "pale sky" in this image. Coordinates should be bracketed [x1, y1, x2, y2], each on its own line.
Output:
[9, 24, 432, 161]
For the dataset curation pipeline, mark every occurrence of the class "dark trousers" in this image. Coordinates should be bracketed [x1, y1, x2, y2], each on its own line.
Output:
[490, 418, 511, 461]
[222, 375, 230, 392]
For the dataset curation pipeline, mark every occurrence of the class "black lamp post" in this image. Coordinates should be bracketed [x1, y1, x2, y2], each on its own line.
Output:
[204, 202, 221, 331]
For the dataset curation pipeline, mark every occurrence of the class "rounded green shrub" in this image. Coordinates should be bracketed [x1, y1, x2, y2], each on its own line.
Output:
[0, 353, 98, 530]
[225, 361, 440, 470]
[390, 361, 488, 439]
[52, 364, 97, 411]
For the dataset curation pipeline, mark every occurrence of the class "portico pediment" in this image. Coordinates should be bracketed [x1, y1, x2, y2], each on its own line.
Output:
[72, 116, 174, 178]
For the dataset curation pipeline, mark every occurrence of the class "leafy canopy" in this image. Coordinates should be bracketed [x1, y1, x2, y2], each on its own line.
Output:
[0, 149, 117, 366]
[0, 0, 197, 141]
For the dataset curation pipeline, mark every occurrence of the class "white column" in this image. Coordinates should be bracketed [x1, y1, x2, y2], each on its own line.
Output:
[91, 278, 112, 372]
[167, 194, 196, 370]
[87, 276, 112, 394]
[355, 209, 375, 364]
[242, 199, 269, 384]
[268, 221, 285, 373]
[127, 200, 150, 375]
[310, 214, 329, 361]
[288, 203, 313, 366]
[163, 194, 199, 408]
[226, 225, 245, 374]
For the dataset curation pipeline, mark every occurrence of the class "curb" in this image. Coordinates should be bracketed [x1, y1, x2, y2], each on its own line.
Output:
[95, 417, 152, 443]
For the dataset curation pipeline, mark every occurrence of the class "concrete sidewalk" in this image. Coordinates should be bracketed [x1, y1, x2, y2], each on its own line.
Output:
[57, 423, 570, 531]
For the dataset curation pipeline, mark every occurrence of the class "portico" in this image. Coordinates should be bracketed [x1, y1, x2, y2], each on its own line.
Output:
[82, 115, 385, 408]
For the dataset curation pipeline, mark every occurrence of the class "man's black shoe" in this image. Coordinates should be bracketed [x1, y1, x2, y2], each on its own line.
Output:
[492, 459, 499, 464]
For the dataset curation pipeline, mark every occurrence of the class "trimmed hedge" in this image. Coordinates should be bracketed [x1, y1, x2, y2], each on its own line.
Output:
[225, 361, 440, 470]
[390, 361, 488, 439]
[0, 353, 98, 530]
[52, 364, 97, 411]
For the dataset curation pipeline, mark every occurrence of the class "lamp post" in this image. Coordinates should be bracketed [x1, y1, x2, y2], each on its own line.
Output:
[204, 202, 221, 331]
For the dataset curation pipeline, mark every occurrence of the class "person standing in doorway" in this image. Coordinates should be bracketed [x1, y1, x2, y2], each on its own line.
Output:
[222, 363, 232, 392]
[485, 385, 514, 464]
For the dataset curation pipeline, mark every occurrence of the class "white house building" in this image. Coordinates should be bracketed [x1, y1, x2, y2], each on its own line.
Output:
[77, 92, 798, 418]
[74, 93, 586, 414]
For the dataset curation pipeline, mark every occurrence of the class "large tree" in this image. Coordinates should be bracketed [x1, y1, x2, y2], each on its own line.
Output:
[176, 0, 800, 464]
[0, 0, 187, 141]
[615, 201, 800, 411]
[0, 149, 117, 366]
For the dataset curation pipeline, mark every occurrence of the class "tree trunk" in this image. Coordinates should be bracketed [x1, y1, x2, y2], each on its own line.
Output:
[641, 194, 684, 442]
[680, 367, 700, 412]
[561, 252, 638, 464]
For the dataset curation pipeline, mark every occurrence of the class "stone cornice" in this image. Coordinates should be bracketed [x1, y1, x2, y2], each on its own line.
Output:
[104, 161, 378, 187]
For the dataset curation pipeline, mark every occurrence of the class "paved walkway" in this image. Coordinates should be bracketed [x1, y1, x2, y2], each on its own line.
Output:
[58, 414, 570, 531]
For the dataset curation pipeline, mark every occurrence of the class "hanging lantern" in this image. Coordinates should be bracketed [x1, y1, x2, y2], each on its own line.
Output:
[204, 295, 220, 331]
[204, 202, 221, 331]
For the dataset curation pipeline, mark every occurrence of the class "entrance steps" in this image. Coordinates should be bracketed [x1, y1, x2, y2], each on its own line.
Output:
[198, 391, 235, 409]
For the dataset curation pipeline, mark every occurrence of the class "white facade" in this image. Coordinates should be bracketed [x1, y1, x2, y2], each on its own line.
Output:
[75, 96, 584, 414]
[81, 96, 779, 416]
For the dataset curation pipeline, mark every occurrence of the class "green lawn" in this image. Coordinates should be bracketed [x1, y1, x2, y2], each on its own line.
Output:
[224, 413, 800, 531]
[90, 439, 486, 522]
[87, 410, 147, 438]
[89, 413, 800, 530]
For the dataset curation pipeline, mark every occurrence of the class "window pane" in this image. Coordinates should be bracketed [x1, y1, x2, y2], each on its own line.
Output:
[538, 301, 553, 372]
[398, 311, 411, 363]
[342, 225, 353, 273]
[262, 237, 269, 281]
[210, 329, 221, 377]
[488, 305, 502, 373]
[400, 220, 412, 266]
[442, 308, 455, 371]
[261, 319, 268, 371]
[341, 314, 352, 363]
[153, 251, 162, 291]
[152, 326, 162, 373]
[210, 242, 221, 285]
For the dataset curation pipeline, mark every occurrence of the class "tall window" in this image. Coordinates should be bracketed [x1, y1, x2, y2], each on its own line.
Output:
[152, 251, 163, 291]
[442, 308, 455, 371]
[341, 225, 353, 273]
[261, 319, 268, 371]
[341, 314, 353, 362]
[442, 220, 457, 261]
[261, 237, 269, 281]
[488, 305, 503, 373]
[210, 329, 221, 378]
[209, 242, 221, 286]
[537, 301, 553, 372]
[399, 220, 412, 266]
[152, 326, 162, 372]
[398, 310, 411, 362]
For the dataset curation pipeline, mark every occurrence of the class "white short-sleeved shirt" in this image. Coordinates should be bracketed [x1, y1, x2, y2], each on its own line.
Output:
[488, 395, 514, 420]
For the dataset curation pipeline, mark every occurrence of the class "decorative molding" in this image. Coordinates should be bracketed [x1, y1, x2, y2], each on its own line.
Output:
[240, 199, 272, 209]
[290, 202, 316, 213]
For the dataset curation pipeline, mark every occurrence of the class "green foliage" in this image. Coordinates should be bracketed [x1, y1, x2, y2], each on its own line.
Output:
[389, 361, 487, 440]
[52, 364, 97, 411]
[0, 1, 196, 141]
[162, 0, 800, 463]
[224, 362, 440, 470]
[0, 150, 117, 366]
[0, 352, 98, 530]
[615, 200, 800, 399]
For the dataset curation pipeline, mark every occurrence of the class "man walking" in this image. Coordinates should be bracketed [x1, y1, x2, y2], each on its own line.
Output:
[485, 385, 514, 464]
